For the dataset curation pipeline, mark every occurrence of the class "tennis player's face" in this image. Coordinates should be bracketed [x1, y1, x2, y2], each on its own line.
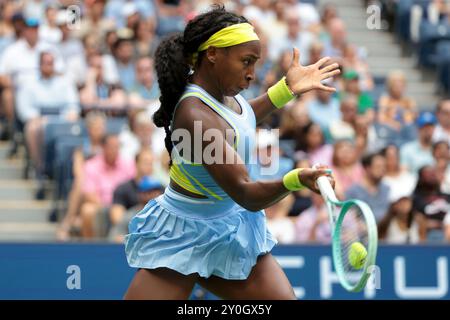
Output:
[215, 40, 261, 96]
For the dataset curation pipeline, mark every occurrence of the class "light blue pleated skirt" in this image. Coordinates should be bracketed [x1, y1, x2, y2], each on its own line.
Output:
[124, 186, 277, 280]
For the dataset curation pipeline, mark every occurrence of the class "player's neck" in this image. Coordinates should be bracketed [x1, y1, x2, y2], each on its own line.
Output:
[191, 70, 225, 103]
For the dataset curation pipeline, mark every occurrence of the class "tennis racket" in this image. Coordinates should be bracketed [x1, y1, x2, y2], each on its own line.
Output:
[315, 170, 378, 292]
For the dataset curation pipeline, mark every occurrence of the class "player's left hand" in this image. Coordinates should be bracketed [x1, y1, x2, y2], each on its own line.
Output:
[285, 47, 341, 95]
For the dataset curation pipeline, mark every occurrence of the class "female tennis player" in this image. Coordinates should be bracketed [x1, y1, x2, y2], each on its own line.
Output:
[124, 6, 340, 300]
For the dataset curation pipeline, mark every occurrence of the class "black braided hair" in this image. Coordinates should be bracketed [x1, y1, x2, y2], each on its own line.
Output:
[152, 5, 249, 166]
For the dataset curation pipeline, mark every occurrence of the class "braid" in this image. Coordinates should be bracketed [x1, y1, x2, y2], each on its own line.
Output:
[153, 5, 249, 166]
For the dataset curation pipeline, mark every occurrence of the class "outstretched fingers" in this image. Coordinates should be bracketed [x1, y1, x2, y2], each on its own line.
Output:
[321, 69, 341, 80]
[320, 62, 340, 74]
[314, 56, 331, 68]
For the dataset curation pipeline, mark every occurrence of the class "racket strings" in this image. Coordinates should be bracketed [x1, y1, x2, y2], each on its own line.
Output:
[338, 204, 369, 285]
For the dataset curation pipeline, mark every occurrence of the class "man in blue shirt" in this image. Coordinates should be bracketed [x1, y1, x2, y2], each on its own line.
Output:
[400, 111, 437, 174]
[346, 152, 390, 222]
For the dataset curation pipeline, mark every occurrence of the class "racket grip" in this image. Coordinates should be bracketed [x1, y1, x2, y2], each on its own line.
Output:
[316, 175, 339, 203]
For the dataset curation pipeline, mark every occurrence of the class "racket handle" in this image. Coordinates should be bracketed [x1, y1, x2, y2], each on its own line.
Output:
[312, 164, 338, 202]
[316, 174, 339, 203]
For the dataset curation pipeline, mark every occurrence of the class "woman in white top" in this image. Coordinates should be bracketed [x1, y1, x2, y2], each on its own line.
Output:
[378, 195, 426, 244]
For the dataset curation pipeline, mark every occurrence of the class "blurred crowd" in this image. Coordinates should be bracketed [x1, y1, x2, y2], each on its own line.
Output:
[0, 0, 449, 245]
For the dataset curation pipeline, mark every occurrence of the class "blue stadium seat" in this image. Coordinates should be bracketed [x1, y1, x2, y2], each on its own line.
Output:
[106, 117, 127, 134]
[435, 40, 450, 93]
[418, 20, 450, 68]
[51, 136, 85, 221]
[43, 120, 87, 178]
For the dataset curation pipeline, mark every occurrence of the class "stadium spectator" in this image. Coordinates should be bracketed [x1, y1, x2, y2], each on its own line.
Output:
[432, 99, 450, 146]
[79, 52, 127, 113]
[340, 70, 374, 119]
[57, 111, 107, 241]
[341, 43, 374, 91]
[109, 175, 163, 243]
[133, 18, 159, 58]
[104, 0, 156, 29]
[306, 79, 341, 135]
[112, 30, 136, 92]
[295, 122, 333, 167]
[109, 148, 157, 233]
[79, 134, 135, 238]
[75, 0, 115, 41]
[242, 0, 275, 37]
[128, 56, 160, 110]
[0, 2, 17, 56]
[121, 1, 142, 31]
[39, 3, 62, 45]
[322, 17, 347, 58]
[331, 139, 364, 197]
[413, 165, 450, 242]
[329, 94, 358, 142]
[263, 1, 288, 41]
[382, 144, 417, 200]
[66, 34, 119, 88]
[285, 0, 321, 33]
[16, 51, 79, 192]
[268, 10, 315, 65]
[318, 3, 338, 37]
[154, 0, 186, 37]
[378, 70, 417, 132]
[400, 111, 437, 174]
[378, 192, 426, 244]
[55, 10, 84, 63]
[0, 17, 64, 137]
[328, 94, 373, 155]
[432, 141, 450, 194]
[295, 192, 331, 243]
[346, 152, 390, 222]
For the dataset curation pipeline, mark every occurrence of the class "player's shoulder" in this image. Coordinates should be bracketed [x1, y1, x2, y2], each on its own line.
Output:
[176, 95, 222, 128]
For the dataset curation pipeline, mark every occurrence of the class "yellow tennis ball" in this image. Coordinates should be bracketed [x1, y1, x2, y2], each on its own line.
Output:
[348, 242, 367, 270]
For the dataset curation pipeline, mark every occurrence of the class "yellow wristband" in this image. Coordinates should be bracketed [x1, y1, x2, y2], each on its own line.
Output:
[267, 76, 296, 109]
[282, 168, 306, 191]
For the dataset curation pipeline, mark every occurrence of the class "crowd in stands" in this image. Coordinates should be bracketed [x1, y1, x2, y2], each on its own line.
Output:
[0, 0, 449, 245]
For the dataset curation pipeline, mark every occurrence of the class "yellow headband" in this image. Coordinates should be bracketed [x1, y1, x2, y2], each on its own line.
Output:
[192, 23, 259, 66]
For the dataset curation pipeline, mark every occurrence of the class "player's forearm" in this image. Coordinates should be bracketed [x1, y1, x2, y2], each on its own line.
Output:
[234, 179, 291, 212]
[248, 93, 278, 125]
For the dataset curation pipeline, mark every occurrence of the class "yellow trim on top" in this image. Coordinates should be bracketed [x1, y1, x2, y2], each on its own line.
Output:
[177, 162, 224, 201]
[169, 163, 205, 196]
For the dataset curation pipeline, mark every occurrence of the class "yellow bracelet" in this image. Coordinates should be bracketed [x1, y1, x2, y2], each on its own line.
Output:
[282, 168, 306, 191]
[267, 76, 296, 109]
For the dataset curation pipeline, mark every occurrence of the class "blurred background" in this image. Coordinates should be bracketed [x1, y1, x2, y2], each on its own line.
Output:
[0, 0, 449, 299]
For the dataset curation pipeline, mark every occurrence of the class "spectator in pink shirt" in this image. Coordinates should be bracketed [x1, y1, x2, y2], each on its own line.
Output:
[331, 139, 364, 198]
[80, 134, 135, 238]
